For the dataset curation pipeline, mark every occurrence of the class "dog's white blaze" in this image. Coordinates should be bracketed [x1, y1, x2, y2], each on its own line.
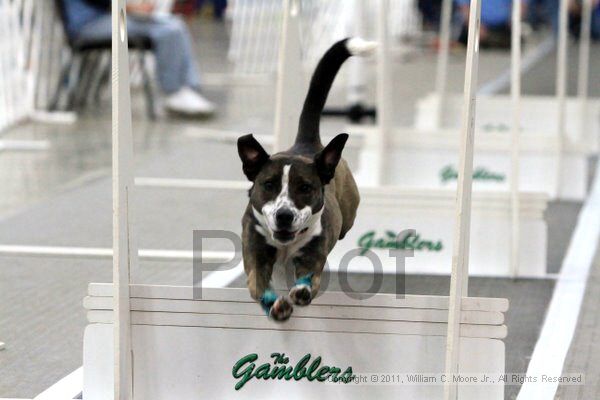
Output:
[253, 164, 323, 256]
[275, 164, 295, 212]
[261, 164, 313, 238]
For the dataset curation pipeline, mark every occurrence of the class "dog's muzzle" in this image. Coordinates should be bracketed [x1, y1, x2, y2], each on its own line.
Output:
[275, 208, 294, 228]
[274, 208, 296, 242]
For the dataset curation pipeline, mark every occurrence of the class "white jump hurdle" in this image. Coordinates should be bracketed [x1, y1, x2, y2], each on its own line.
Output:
[83, 284, 507, 400]
[81, 1, 508, 400]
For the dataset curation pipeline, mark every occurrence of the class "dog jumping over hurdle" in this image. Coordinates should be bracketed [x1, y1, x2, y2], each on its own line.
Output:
[237, 38, 375, 321]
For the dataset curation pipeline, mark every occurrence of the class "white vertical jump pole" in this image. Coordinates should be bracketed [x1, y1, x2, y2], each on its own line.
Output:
[272, 0, 304, 152]
[443, 0, 481, 398]
[510, 0, 522, 278]
[374, 0, 391, 185]
[0, 0, 13, 129]
[112, 0, 135, 398]
[555, 0, 568, 196]
[577, 0, 592, 146]
[434, 0, 453, 127]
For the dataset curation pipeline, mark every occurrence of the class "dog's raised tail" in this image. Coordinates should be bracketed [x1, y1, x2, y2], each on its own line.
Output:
[295, 38, 377, 148]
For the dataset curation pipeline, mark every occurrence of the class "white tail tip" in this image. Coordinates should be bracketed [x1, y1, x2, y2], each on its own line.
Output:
[346, 38, 378, 56]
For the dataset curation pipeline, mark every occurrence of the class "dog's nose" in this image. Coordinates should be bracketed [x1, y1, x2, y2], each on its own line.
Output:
[275, 209, 294, 228]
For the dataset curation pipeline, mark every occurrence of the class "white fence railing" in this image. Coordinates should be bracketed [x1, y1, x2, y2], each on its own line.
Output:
[0, 0, 64, 133]
[0, 0, 34, 132]
[0, 0, 174, 134]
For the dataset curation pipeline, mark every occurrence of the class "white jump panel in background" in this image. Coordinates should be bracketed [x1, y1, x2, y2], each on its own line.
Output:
[130, 182, 548, 278]
[328, 188, 547, 278]
[352, 126, 586, 200]
[416, 93, 600, 152]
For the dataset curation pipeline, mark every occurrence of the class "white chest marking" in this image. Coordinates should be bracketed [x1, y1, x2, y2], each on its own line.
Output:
[270, 210, 323, 289]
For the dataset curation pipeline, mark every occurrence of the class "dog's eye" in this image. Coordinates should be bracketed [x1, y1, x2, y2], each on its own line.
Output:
[299, 183, 313, 193]
[263, 181, 275, 191]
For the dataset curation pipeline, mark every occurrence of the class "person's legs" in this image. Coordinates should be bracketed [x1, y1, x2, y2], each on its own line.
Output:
[417, 0, 441, 29]
[569, 12, 582, 39]
[72, 14, 112, 44]
[126, 15, 201, 94]
[546, 0, 559, 34]
[74, 13, 200, 93]
[592, 9, 600, 40]
[458, 24, 469, 45]
[128, 15, 213, 115]
[484, 24, 511, 48]
[75, 13, 213, 115]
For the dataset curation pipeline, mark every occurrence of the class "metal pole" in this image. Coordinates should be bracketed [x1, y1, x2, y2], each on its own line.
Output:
[577, 0, 592, 147]
[273, 0, 304, 152]
[443, 0, 481, 397]
[555, 0, 568, 197]
[375, 0, 391, 185]
[510, 0, 522, 278]
[112, 1, 135, 398]
[434, 0, 454, 127]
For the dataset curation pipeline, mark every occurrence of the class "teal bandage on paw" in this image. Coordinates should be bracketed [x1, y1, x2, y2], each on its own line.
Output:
[259, 289, 278, 315]
[295, 272, 314, 288]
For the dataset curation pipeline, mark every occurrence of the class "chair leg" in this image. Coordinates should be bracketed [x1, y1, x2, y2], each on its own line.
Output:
[83, 51, 107, 108]
[140, 51, 157, 120]
[89, 52, 110, 105]
[73, 53, 96, 109]
[93, 54, 111, 104]
[65, 54, 83, 110]
[49, 57, 73, 111]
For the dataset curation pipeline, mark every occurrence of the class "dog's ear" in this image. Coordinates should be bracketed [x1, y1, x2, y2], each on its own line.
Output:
[237, 134, 270, 181]
[314, 133, 348, 184]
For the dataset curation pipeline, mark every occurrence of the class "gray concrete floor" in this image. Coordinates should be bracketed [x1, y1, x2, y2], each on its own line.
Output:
[556, 245, 600, 399]
[0, 17, 598, 400]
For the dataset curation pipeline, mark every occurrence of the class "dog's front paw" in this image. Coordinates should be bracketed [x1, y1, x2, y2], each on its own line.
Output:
[289, 284, 312, 306]
[269, 296, 293, 322]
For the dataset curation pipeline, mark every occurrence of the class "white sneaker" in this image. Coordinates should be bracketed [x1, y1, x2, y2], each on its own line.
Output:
[164, 87, 216, 116]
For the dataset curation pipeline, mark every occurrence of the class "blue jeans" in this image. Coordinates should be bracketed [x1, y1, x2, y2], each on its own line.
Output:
[75, 14, 201, 94]
[592, 9, 600, 39]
